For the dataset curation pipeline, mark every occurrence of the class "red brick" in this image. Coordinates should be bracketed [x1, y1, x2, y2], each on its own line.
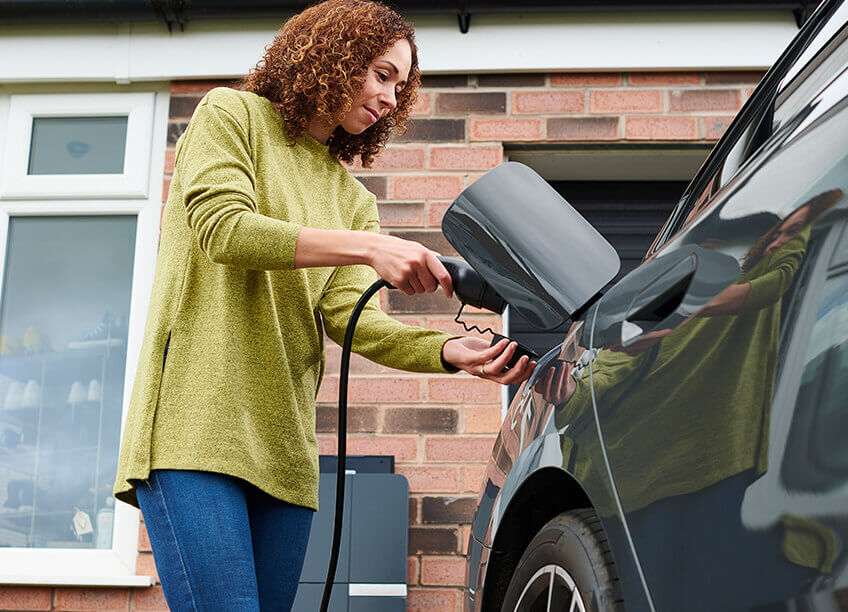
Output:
[705, 116, 735, 140]
[0, 587, 51, 611]
[626, 116, 698, 140]
[478, 73, 546, 87]
[408, 587, 461, 611]
[428, 202, 451, 227]
[628, 72, 700, 85]
[462, 465, 488, 492]
[161, 178, 171, 203]
[393, 175, 465, 200]
[168, 95, 203, 119]
[316, 376, 339, 403]
[428, 377, 499, 403]
[171, 80, 233, 93]
[551, 73, 621, 87]
[348, 377, 421, 402]
[318, 434, 337, 454]
[347, 434, 419, 460]
[384, 407, 457, 433]
[316, 404, 379, 432]
[436, 92, 505, 114]
[464, 405, 503, 433]
[408, 556, 420, 585]
[547, 117, 619, 140]
[669, 89, 740, 112]
[361, 147, 425, 170]
[167, 121, 187, 145]
[513, 91, 583, 114]
[421, 556, 466, 586]
[422, 496, 477, 523]
[426, 437, 496, 462]
[704, 70, 766, 85]
[378, 202, 425, 226]
[164, 148, 175, 174]
[410, 497, 420, 523]
[413, 92, 431, 115]
[136, 552, 159, 582]
[138, 522, 152, 552]
[469, 118, 543, 141]
[409, 527, 459, 554]
[590, 90, 662, 113]
[398, 466, 460, 492]
[54, 588, 129, 611]
[430, 146, 502, 170]
[393, 119, 465, 142]
[133, 586, 169, 611]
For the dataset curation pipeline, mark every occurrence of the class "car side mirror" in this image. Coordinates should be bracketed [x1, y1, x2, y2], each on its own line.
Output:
[441, 162, 621, 329]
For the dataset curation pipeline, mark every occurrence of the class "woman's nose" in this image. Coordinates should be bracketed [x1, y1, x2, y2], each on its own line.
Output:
[381, 88, 397, 110]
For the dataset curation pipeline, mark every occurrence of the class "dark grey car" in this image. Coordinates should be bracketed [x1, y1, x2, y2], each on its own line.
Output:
[452, 0, 848, 609]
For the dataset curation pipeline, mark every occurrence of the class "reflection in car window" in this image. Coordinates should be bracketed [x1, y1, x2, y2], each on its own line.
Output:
[781, 222, 848, 493]
[650, 0, 846, 256]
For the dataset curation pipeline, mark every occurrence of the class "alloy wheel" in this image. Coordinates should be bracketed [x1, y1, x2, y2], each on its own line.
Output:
[513, 563, 587, 612]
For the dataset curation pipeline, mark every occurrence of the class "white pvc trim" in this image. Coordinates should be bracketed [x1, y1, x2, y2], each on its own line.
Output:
[0, 574, 153, 587]
[0, 11, 797, 84]
[348, 583, 408, 597]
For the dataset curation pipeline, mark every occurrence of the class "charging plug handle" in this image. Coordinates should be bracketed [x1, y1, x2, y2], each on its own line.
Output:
[438, 256, 506, 314]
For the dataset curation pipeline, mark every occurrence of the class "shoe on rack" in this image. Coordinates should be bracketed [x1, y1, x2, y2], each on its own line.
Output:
[67, 381, 86, 404]
[87, 379, 102, 402]
[4, 381, 23, 410]
[22, 380, 41, 408]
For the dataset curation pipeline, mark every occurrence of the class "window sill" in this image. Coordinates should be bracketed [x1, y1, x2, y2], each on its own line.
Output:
[0, 575, 154, 587]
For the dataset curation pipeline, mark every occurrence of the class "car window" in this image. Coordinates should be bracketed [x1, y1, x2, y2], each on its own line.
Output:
[649, 0, 846, 256]
[779, 220, 848, 492]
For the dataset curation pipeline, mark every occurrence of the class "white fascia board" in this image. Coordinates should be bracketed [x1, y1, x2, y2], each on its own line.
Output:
[0, 11, 797, 84]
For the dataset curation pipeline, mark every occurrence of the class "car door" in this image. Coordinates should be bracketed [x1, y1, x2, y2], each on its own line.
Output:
[582, 3, 848, 609]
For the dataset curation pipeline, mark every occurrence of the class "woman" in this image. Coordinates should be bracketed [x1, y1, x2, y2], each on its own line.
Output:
[113, 1, 534, 609]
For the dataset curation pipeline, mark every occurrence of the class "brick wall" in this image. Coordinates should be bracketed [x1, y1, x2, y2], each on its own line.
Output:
[0, 69, 761, 612]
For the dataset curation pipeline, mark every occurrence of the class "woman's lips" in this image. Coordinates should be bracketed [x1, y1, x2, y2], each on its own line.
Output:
[364, 107, 380, 123]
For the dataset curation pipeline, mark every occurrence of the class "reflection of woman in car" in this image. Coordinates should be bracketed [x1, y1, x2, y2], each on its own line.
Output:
[546, 190, 840, 610]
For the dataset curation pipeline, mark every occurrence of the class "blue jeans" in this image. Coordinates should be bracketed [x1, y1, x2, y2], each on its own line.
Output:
[136, 469, 314, 611]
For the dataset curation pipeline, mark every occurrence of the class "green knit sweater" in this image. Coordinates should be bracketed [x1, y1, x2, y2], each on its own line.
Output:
[114, 88, 456, 511]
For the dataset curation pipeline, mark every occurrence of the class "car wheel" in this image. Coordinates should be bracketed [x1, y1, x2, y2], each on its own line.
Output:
[501, 508, 623, 612]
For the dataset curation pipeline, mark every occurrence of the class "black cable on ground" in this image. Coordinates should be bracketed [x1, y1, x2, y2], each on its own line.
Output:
[320, 278, 390, 612]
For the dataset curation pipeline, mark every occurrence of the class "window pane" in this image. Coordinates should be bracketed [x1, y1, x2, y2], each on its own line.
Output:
[28, 117, 128, 175]
[0, 216, 136, 549]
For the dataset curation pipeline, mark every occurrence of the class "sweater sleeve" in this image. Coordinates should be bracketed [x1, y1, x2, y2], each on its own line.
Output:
[741, 229, 809, 312]
[176, 90, 301, 270]
[318, 217, 459, 374]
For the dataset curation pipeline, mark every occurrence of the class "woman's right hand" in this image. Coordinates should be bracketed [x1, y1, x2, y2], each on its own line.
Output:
[366, 233, 454, 298]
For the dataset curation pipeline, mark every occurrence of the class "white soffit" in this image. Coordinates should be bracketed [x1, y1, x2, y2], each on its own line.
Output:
[0, 11, 797, 83]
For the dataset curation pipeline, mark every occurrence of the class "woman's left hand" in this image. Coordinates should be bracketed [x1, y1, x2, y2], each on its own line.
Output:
[442, 337, 536, 385]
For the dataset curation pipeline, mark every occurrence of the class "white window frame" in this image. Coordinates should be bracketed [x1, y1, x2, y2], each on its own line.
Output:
[0, 93, 154, 200]
[0, 87, 166, 586]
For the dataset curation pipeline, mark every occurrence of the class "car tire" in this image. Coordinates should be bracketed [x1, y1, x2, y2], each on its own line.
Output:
[500, 508, 623, 612]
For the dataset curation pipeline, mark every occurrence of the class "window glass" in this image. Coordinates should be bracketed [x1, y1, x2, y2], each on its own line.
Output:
[28, 117, 128, 175]
[781, 222, 848, 493]
[0, 216, 136, 548]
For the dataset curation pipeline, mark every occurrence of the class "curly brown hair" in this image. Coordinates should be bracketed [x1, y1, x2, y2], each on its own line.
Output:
[741, 188, 844, 271]
[237, 0, 420, 167]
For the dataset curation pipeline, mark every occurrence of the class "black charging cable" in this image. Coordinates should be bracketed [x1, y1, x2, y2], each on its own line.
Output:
[320, 277, 389, 612]
[320, 258, 517, 612]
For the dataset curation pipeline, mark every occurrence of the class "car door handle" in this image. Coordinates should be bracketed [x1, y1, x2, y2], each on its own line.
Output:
[621, 254, 697, 343]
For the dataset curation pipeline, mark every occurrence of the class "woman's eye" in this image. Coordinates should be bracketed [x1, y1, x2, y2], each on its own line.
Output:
[377, 72, 388, 82]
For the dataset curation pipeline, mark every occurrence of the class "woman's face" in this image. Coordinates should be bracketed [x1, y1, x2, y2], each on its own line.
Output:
[764, 207, 810, 257]
[339, 38, 412, 135]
